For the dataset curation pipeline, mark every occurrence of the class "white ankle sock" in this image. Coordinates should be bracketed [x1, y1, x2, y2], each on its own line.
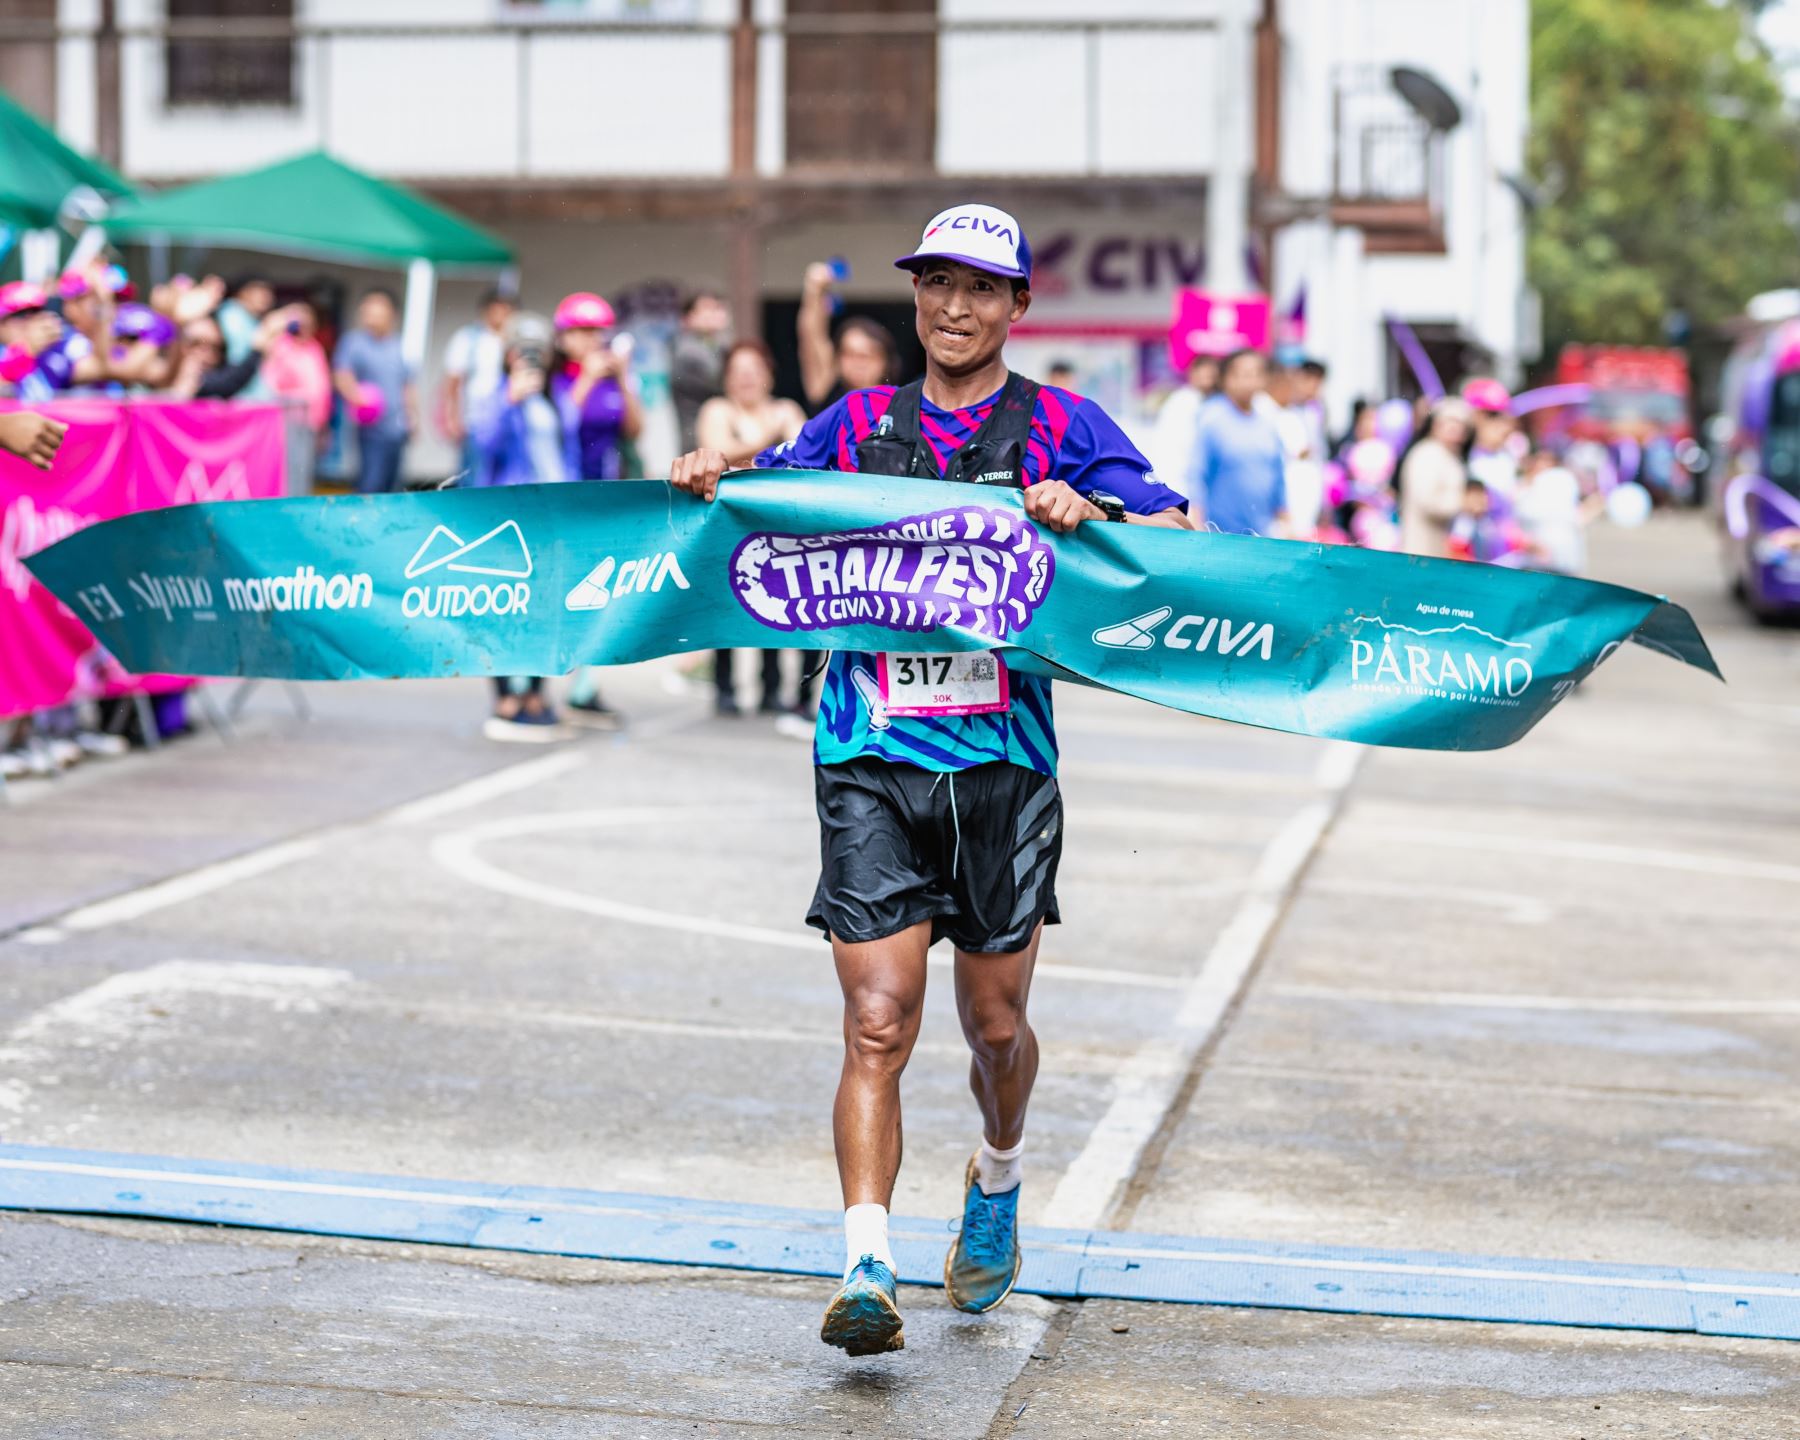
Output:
[975, 1138, 1024, 1196]
[844, 1202, 893, 1279]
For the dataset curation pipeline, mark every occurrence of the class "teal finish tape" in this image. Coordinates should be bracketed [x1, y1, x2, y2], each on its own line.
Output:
[25, 471, 1719, 750]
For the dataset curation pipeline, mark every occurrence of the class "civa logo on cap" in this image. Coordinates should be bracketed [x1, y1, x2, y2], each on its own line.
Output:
[923, 206, 1016, 245]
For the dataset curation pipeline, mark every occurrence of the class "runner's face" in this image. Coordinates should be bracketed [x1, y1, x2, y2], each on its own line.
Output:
[837, 329, 888, 390]
[913, 261, 1027, 378]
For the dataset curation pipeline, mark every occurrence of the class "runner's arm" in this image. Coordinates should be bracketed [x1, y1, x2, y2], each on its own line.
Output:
[672, 392, 851, 500]
[0, 410, 67, 470]
[1038, 397, 1195, 532]
[797, 262, 836, 408]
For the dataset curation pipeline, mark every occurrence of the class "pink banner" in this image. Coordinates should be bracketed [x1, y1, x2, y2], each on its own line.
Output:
[1169, 289, 1272, 369]
[1, 400, 285, 717]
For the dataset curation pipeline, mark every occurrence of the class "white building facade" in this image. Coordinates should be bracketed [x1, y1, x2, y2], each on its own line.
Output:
[28, 0, 1529, 467]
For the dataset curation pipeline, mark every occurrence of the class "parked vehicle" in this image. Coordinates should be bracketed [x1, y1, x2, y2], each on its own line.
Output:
[1709, 293, 1800, 621]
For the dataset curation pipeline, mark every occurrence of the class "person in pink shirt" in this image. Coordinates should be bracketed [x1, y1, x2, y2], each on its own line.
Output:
[260, 301, 333, 432]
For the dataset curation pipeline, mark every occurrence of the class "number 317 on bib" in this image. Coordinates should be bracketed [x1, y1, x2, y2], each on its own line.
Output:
[878, 651, 1011, 717]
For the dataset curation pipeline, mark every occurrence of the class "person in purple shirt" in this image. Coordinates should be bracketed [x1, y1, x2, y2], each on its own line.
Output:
[548, 292, 642, 481]
[668, 202, 1191, 1358]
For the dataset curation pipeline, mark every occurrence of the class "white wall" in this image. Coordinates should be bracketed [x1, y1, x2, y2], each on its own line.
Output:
[1275, 0, 1530, 394]
[75, 0, 1243, 185]
[936, 0, 1233, 176]
[90, 0, 736, 180]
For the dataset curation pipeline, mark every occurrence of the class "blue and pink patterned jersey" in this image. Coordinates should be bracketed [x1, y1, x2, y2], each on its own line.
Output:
[754, 380, 1186, 776]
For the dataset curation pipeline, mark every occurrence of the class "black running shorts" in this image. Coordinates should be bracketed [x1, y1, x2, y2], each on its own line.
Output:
[807, 756, 1063, 954]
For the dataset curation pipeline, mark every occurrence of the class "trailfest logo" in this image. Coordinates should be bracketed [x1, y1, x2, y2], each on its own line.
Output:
[728, 506, 1053, 636]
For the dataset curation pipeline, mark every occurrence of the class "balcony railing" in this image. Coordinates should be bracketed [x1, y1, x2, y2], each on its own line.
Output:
[1330, 64, 1446, 248]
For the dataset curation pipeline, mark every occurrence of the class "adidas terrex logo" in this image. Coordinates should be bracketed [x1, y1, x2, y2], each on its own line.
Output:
[1092, 606, 1275, 660]
[401, 520, 533, 619]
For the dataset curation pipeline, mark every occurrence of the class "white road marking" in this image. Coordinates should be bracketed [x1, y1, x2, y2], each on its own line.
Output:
[354, 992, 1147, 1077]
[8, 745, 620, 942]
[383, 751, 588, 827]
[1313, 741, 1363, 792]
[1061, 759, 1321, 795]
[4, 1153, 1795, 1302]
[1040, 743, 1363, 1229]
[1307, 879, 1554, 925]
[55, 839, 324, 934]
[428, 806, 1189, 989]
[1271, 983, 1800, 1017]
[1212, 1060, 1800, 1113]
[0, 961, 350, 1116]
[1361, 825, 1800, 885]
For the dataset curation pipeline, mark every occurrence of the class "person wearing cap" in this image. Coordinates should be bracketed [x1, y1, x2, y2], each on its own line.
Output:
[669, 202, 1191, 1358]
[550, 292, 641, 483]
[467, 312, 567, 490]
[333, 288, 416, 494]
[55, 267, 120, 381]
[1460, 377, 1519, 513]
[1398, 396, 1474, 557]
[550, 293, 638, 731]
[0, 284, 63, 402]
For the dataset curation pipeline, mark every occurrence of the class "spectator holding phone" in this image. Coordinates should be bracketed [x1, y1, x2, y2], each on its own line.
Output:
[170, 303, 311, 402]
[797, 259, 899, 413]
[549, 292, 641, 482]
[467, 314, 566, 489]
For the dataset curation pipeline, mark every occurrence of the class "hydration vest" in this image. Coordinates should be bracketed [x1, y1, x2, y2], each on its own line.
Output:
[854, 371, 1041, 489]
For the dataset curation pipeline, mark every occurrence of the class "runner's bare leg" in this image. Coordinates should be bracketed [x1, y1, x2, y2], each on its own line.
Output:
[832, 919, 933, 1206]
[953, 920, 1044, 1149]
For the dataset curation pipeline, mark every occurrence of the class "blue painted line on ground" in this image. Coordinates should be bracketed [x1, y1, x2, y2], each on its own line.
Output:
[2, 1143, 1795, 1341]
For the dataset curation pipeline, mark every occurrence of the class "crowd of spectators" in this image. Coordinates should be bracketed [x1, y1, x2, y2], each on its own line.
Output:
[5, 246, 1627, 776]
[1153, 346, 1607, 579]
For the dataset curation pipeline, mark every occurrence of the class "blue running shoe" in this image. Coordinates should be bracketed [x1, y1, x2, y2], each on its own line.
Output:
[820, 1254, 904, 1356]
[945, 1153, 1022, 1313]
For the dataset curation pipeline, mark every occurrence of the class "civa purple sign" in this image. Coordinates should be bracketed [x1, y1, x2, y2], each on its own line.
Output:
[729, 506, 1054, 637]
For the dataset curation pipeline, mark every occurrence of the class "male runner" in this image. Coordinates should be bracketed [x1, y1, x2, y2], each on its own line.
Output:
[669, 203, 1191, 1356]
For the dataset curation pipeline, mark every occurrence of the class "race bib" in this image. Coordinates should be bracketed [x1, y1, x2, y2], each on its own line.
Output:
[878, 650, 1010, 717]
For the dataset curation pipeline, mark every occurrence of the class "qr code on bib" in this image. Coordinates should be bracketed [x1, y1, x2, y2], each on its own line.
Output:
[968, 656, 997, 682]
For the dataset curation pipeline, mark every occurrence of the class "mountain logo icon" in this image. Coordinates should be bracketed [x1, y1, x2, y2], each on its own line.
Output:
[564, 557, 616, 612]
[403, 520, 532, 581]
[1092, 606, 1172, 650]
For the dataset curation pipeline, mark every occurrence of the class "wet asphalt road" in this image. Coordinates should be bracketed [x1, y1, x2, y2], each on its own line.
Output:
[2, 512, 1797, 1437]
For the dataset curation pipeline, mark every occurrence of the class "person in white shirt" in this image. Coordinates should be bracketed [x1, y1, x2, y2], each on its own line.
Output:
[1258, 362, 1323, 537]
[1146, 353, 1218, 503]
[442, 289, 516, 477]
[1513, 448, 1601, 576]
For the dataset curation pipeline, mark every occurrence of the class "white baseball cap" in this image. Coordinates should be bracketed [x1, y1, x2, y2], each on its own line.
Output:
[894, 203, 1033, 283]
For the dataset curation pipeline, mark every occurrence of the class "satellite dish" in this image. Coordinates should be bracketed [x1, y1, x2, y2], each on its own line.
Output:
[1500, 172, 1542, 214]
[1391, 67, 1463, 132]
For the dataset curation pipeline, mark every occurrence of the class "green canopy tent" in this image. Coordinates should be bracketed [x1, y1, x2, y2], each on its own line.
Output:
[0, 88, 136, 277]
[102, 150, 514, 367]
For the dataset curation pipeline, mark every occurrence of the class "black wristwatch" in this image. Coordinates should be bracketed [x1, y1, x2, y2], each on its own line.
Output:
[1089, 490, 1127, 523]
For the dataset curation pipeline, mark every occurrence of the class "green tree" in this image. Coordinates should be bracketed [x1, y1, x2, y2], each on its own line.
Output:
[1530, 0, 1800, 352]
